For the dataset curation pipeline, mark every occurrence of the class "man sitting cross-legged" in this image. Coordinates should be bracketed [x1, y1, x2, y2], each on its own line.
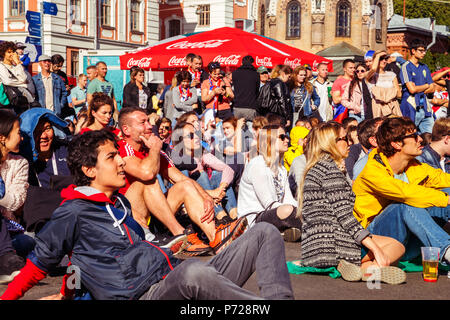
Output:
[0, 130, 294, 300]
[117, 107, 246, 256]
[353, 116, 450, 265]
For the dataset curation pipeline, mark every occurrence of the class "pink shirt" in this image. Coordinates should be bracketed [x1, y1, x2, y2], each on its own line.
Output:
[331, 77, 352, 97]
[192, 153, 234, 186]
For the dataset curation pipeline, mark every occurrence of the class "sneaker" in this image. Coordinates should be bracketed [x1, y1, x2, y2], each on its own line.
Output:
[337, 259, 362, 282]
[209, 217, 248, 255]
[283, 227, 302, 242]
[0, 251, 25, 284]
[150, 233, 188, 255]
[182, 232, 213, 256]
[361, 266, 406, 285]
[215, 215, 236, 226]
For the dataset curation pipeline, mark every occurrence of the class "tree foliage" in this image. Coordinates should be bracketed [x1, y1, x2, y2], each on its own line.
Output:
[422, 51, 450, 73]
[393, 0, 450, 27]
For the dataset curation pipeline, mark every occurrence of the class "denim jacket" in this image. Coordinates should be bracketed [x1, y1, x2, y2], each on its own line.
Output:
[32, 73, 68, 117]
[416, 144, 450, 173]
[290, 86, 320, 117]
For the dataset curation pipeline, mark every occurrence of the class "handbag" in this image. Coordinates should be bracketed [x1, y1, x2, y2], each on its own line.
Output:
[0, 83, 10, 107]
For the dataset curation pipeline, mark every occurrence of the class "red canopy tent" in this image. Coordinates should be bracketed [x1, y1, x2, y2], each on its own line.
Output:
[120, 27, 333, 72]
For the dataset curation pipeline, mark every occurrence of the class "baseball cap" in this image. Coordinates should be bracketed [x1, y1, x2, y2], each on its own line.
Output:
[257, 66, 269, 74]
[303, 64, 312, 70]
[364, 50, 375, 61]
[38, 54, 51, 62]
[15, 42, 26, 49]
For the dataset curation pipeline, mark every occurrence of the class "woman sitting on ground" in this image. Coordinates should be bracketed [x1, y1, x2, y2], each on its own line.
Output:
[78, 92, 121, 137]
[237, 124, 301, 242]
[298, 121, 406, 284]
[0, 110, 35, 258]
[171, 122, 237, 222]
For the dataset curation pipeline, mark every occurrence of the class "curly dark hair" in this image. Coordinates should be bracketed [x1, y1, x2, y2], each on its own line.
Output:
[68, 129, 118, 186]
[86, 92, 114, 126]
[0, 41, 17, 60]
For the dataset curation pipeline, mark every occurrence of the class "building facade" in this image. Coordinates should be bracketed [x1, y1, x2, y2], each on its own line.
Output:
[387, 14, 449, 59]
[255, 0, 394, 53]
[0, 0, 159, 77]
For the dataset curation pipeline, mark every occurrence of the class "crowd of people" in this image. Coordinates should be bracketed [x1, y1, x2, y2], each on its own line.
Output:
[0, 37, 449, 300]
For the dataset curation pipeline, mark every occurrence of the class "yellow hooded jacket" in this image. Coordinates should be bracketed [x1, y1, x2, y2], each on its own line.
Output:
[284, 126, 309, 172]
[352, 149, 450, 229]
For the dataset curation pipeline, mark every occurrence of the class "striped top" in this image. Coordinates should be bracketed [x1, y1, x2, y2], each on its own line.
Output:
[300, 155, 370, 268]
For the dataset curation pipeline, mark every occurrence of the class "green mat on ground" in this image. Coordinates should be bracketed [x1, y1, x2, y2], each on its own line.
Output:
[287, 259, 450, 279]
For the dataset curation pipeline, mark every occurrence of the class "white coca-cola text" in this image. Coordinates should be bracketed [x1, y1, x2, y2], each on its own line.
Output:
[283, 58, 302, 68]
[213, 55, 241, 66]
[166, 39, 231, 50]
[168, 56, 187, 67]
[255, 56, 273, 67]
[126, 57, 152, 69]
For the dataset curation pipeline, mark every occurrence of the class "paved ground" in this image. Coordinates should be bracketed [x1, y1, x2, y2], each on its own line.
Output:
[1, 241, 449, 300]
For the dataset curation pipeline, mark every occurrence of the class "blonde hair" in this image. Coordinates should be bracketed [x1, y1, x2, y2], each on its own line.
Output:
[257, 125, 284, 174]
[297, 121, 345, 218]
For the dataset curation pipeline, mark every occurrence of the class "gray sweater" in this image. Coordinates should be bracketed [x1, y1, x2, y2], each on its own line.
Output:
[172, 85, 198, 120]
[300, 155, 370, 268]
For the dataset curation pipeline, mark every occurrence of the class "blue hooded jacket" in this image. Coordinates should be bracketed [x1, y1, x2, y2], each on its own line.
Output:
[19, 108, 68, 163]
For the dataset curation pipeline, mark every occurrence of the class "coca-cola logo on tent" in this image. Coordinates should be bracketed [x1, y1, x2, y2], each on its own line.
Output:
[166, 39, 231, 50]
[283, 58, 302, 68]
[213, 55, 241, 66]
[126, 57, 152, 69]
[168, 56, 187, 67]
[255, 56, 273, 68]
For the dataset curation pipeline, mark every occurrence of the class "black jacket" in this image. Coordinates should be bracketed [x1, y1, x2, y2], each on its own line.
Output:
[232, 64, 260, 109]
[269, 78, 292, 122]
[122, 82, 152, 111]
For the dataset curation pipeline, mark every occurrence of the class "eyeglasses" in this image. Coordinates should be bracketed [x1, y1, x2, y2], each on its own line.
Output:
[278, 134, 289, 141]
[400, 132, 419, 141]
[336, 136, 349, 143]
[417, 48, 427, 53]
[356, 69, 366, 73]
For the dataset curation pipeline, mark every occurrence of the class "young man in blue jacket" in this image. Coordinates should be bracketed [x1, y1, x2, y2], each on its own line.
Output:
[0, 130, 294, 300]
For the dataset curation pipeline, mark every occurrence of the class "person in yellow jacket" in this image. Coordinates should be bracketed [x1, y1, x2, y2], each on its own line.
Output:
[284, 126, 309, 172]
[353, 117, 450, 264]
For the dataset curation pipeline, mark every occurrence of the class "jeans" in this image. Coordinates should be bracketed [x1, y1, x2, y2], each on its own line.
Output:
[349, 112, 364, 123]
[233, 107, 257, 132]
[195, 171, 237, 216]
[140, 222, 294, 300]
[0, 217, 14, 257]
[414, 107, 434, 134]
[367, 190, 450, 263]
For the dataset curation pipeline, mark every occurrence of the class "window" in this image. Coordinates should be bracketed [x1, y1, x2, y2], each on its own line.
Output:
[70, 0, 82, 24]
[101, 0, 112, 26]
[315, 0, 322, 11]
[9, 0, 25, 17]
[376, 3, 382, 43]
[169, 19, 181, 37]
[70, 49, 79, 77]
[130, 0, 140, 31]
[336, 0, 351, 37]
[260, 5, 265, 36]
[286, 1, 300, 39]
[198, 5, 210, 26]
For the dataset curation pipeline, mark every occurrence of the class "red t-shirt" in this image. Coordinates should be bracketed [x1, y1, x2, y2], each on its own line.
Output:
[117, 139, 174, 195]
[79, 126, 121, 137]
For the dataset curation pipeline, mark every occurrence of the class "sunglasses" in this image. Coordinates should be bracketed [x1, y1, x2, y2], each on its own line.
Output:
[160, 126, 171, 131]
[336, 136, 349, 143]
[380, 55, 389, 61]
[278, 134, 289, 141]
[183, 132, 197, 140]
[356, 69, 366, 73]
[400, 132, 419, 141]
